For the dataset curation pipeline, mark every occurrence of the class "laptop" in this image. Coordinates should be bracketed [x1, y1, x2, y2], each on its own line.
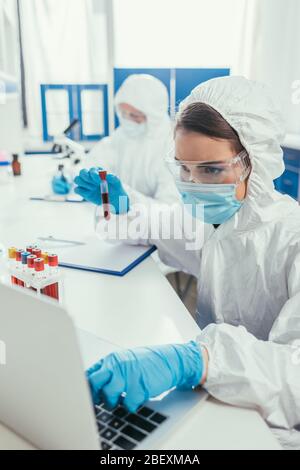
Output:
[0, 282, 207, 450]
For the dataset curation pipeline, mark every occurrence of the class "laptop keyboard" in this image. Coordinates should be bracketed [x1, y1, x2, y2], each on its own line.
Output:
[94, 399, 168, 450]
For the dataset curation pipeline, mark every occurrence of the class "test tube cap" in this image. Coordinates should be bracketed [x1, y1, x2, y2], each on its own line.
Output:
[21, 252, 30, 264]
[15, 249, 23, 262]
[99, 170, 107, 181]
[34, 258, 45, 271]
[48, 254, 58, 267]
[8, 247, 17, 259]
[42, 252, 49, 264]
[32, 248, 42, 258]
[26, 245, 37, 254]
[27, 254, 37, 268]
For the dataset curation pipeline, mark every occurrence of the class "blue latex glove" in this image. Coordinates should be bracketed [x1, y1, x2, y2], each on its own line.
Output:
[51, 176, 71, 195]
[74, 167, 129, 214]
[86, 341, 203, 412]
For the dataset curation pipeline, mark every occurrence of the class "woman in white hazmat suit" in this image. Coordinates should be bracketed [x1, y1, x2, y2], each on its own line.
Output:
[87, 74, 179, 204]
[75, 76, 300, 449]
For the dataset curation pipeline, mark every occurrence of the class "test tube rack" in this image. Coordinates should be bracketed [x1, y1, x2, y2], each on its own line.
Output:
[7, 246, 62, 301]
[9, 268, 61, 296]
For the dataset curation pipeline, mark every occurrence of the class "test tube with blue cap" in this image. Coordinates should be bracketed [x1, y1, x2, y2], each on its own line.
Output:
[21, 252, 30, 284]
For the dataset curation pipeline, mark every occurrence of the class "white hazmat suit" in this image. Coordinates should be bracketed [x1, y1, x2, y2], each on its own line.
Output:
[96, 76, 300, 449]
[88, 74, 179, 204]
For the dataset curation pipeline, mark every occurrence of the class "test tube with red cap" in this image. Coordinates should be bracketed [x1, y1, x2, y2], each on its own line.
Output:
[27, 254, 37, 271]
[15, 249, 25, 286]
[27, 254, 37, 290]
[34, 258, 44, 276]
[26, 245, 37, 254]
[32, 247, 42, 258]
[47, 254, 59, 300]
[34, 258, 46, 294]
[99, 171, 111, 220]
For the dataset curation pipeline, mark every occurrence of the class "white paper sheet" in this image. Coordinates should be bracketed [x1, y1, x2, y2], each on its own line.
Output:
[39, 236, 154, 275]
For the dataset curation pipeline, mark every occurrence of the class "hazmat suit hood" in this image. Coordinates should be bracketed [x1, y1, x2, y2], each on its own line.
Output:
[178, 76, 297, 229]
[114, 74, 170, 137]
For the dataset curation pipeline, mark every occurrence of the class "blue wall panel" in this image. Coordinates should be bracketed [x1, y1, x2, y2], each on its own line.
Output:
[41, 84, 108, 142]
[40, 69, 230, 143]
[41, 84, 74, 142]
[76, 84, 108, 141]
[175, 68, 230, 110]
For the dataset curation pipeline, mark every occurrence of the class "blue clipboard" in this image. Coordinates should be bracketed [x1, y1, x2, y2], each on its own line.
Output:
[30, 196, 84, 204]
[56, 245, 157, 277]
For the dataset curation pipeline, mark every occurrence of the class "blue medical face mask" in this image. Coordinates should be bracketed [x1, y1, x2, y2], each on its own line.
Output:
[120, 117, 147, 138]
[176, 181, 243, 224]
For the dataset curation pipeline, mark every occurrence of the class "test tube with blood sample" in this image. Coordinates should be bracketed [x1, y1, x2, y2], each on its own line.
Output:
[21, 252, 30, 282]
[8, 247, 18, 285]
[47, 254, 59, 300]
[99, 170, 111, 220]
[41, 252, 50, 294]
[32, 247, 42, 258]
[15, 249, 25, 287]
[41, 252, 49, 266]
[26, 254, 37, 290]
[33, 258, 46, 294]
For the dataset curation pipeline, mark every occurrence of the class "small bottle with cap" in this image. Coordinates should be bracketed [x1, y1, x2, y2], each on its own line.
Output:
[12, 154, 21, 176]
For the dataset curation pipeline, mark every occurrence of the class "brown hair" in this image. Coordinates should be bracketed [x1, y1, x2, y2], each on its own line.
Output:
[175, 102, 243, 153]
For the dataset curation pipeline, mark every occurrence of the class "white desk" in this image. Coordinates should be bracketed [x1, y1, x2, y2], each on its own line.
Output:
[0, 156, 281, 450]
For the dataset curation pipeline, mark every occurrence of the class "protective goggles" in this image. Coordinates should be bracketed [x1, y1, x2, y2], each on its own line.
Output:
[118, 108, 146, 122]
[166, 149, 251, 185]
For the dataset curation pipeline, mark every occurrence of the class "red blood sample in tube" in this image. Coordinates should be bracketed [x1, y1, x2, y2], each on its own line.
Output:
[34, 258, 48, 296]
[8, 247, 18, 285]
[15, 249, 25, 287]
[99, 171, 111, 221]
[48, 254, 58, 265]
[27, 254, 37, 291]
[34, 257, 44, 272]
[27, 254, 36, 268]
[32, 248, 42, 258]
[15, 249, 22, 262]
[48, 254, 59, 300]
